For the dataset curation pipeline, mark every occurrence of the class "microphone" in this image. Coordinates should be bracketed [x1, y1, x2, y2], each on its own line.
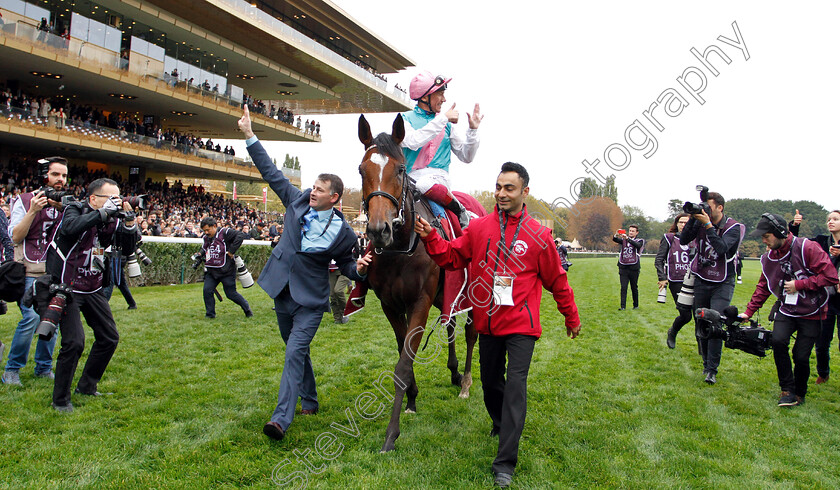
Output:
[723, 305, 739, 320]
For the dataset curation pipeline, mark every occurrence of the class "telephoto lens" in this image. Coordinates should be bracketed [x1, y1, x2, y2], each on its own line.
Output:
[135, 248, 152, 266]
[235, 255, 254, 288]
[35, 290, 70, 341]
[676, 270, 695, 310]
[126, 254, 142, 278]
[657, 287, 667, 304]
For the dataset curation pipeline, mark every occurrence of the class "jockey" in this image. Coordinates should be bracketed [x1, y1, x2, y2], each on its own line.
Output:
[401, 71, 483, 229]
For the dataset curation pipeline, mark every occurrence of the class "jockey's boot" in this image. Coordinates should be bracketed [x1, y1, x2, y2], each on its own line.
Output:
[424, 184, 470, 229]
[445, 196, 470, 229]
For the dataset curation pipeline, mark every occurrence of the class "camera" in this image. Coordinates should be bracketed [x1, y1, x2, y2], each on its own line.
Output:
[235, 255, 254, 288]
[190, 251, 206, 270]
[135, 247, 152, 266]
[39, 186, 70, 203]
[34, 283, 74, 341]
[683, 185, 711, 215]
[695, 306, 773, 357]
[122, 195, 148, 210]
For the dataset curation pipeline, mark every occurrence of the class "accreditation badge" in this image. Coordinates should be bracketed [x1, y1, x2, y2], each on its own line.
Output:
[493, 274, 514, 306]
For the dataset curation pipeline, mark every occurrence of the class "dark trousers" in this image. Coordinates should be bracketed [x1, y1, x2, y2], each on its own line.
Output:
[772, 315, 820, 397]
[692, 277, 735, 375]
[203, 272, 250, 316]
[54, 290, 119, 406]
[816, 313, 840, 379]
[479, 333, 536, 475]
[271, 290, 323, 429]
[668, 281, 693, 333]
[103, 267, 135, 308]
[618, 264, 640, 308]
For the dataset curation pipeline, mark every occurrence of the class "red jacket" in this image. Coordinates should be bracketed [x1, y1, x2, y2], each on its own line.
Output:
[421, 205, 580, 337]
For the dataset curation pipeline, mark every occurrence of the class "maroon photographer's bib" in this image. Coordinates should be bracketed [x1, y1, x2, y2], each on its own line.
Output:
[18, 192, 62, 262]
[618, 238, 644, 265]
[761, 237, 828, 317]
[690, 217, 744, 282]
[203, 228, 228, 268]
[665, 233, 690, 282]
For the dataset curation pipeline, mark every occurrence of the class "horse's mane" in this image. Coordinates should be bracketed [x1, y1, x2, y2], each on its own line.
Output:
[372, 132, 405, 163]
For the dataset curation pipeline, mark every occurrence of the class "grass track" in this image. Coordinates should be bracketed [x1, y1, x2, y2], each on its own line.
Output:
[1, 257, 839, 489]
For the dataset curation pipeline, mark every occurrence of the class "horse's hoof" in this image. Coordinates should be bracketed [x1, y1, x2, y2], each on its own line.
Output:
[380, 442, 396, 453]
[451, 373, 463, 387]
[458, 391, 470, 399]
[404, 408, 416, 414]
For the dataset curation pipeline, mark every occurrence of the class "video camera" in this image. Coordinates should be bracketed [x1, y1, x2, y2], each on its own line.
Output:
[695, 306, 773, 357]
[683, 185, 711, 215]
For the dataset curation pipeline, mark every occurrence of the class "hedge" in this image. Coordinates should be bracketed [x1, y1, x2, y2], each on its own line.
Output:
[130, 241, 272, 286]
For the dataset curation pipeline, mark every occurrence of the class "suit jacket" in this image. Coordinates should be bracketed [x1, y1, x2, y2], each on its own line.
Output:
[248, 140, 363, 311]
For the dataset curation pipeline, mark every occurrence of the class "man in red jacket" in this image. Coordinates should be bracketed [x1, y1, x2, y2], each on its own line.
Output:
[738, 213, 838, 407]
[415, 162, 581, 488]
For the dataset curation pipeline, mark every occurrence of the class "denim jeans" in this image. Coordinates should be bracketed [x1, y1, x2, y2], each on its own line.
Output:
[5, 276, 56, 374]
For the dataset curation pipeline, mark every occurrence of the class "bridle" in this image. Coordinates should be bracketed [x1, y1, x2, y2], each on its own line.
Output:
[360, 145, 419, 255]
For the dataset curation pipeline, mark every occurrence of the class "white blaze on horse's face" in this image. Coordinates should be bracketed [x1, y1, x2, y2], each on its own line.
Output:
[370, 151, 389, 190]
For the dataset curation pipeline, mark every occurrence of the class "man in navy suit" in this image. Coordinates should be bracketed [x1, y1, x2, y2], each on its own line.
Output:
[238, 106, 372, 441]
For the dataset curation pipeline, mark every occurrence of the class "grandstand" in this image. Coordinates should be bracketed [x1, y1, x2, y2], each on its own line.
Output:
[0, 0, 414, 188]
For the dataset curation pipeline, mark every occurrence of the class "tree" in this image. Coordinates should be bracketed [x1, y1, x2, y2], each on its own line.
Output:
[567, 197, 623, 250]
[578, 176, 618, 204]
[667, 199, 684, 220]
[622, 205, 653, 240]
[741, 240, 761, 258]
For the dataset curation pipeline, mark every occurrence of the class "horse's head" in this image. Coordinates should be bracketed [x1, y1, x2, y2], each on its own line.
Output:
[358, 114, 406, 249]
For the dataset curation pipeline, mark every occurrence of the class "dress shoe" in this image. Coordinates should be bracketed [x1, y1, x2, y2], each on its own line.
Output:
[263, 421, 286, 441]
[666, 328, 676, 349]
[816, 375, 829, 384]
[494, 472, 513, 488]
[127, 305, 137, 310]
[244, 309, 254, 318]
[51, 402, 74, 413]
[205, 314, 216, 319]
[704, 372, 716, 385]
[618, 307, 625, 311]
[301, 408, 318, 415]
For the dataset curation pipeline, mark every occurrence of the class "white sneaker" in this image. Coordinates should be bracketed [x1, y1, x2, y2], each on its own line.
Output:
[1, 370, 22, 386]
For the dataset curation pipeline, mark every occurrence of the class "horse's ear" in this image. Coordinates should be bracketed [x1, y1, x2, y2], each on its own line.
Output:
[358, 114, 373, 148]
[391, 114, 405, 146]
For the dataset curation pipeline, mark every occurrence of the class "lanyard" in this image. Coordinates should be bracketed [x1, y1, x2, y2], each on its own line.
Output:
[303, 209, 335, 239]
[497, 209, 524, 271]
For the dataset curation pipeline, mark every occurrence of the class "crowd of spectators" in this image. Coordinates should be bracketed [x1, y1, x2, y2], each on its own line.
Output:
[1, 85, 248, 160]
[0, 156, 284, 242]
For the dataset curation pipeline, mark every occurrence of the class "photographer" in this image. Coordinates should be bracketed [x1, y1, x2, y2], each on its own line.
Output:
[45, 178, 137, 412]
[680, 189, 744, 384]
[655, 213, 693, 349]
[199, 217, 252, 319]
[3, 157, 66, 386]
[788, 209, 840, 384]
[613, 225, 644, 310]
[738, 214, 838, 407]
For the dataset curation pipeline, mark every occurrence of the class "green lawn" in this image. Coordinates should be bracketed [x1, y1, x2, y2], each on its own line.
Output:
[1, 257, 839, 489]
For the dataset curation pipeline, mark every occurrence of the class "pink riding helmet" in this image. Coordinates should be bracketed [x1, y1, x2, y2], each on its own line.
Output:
[409, 71, 452, 101]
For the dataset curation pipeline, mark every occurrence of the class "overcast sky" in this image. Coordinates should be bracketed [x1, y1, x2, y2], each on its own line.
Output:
[224, 1, 839, 223]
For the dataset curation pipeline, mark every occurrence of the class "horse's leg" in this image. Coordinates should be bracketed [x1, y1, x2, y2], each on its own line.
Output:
[445, 317, 462, 388]
[459, 313, 477, 399]
[380, 297, 432, 453]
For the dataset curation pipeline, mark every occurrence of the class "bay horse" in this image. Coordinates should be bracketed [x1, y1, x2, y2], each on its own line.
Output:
[358, 114, 478, 453]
